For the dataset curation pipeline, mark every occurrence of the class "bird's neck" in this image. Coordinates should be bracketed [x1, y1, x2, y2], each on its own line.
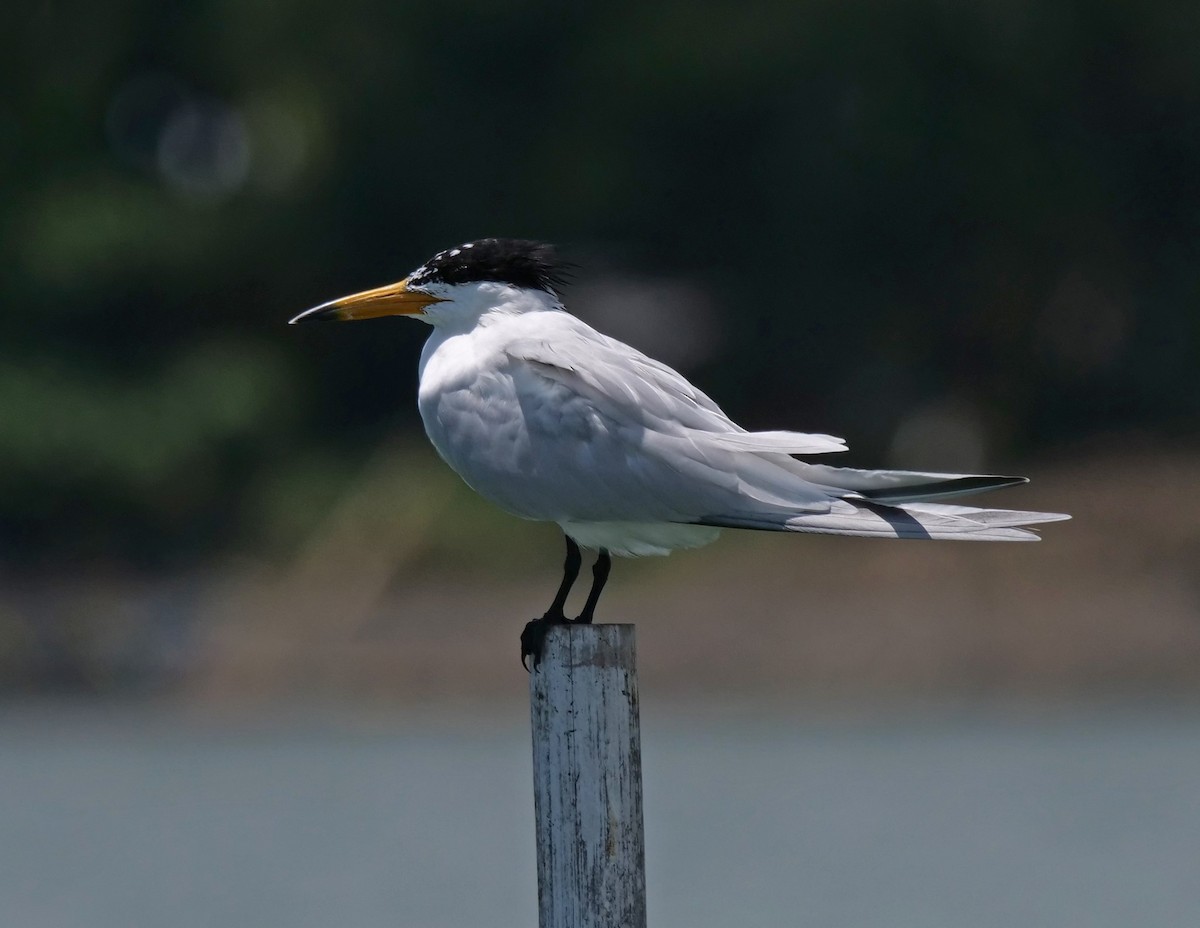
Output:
[431, 285, 565, 334]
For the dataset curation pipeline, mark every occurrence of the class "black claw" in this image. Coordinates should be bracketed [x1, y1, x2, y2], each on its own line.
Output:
[520, 618, 548, 672]
[521, 613, 568, 672]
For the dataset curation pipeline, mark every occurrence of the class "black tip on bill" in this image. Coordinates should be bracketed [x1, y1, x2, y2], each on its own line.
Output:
[288, 302, 342, 325]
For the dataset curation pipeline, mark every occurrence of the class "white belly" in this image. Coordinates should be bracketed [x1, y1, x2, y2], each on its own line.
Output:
[559, 521, 720, 557]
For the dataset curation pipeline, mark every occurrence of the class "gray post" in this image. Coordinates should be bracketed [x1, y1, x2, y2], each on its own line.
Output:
[529, 624, 647, 928]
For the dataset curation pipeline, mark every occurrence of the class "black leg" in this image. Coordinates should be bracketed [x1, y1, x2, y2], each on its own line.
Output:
[546, 536, 582, 620]
[575, 549, 611, 625]
[521, 536, 582, 670]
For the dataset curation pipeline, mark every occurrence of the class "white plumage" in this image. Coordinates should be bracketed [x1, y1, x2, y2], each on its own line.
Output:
[292, 239, 1069, 663]
[411, 286, 1066, 555]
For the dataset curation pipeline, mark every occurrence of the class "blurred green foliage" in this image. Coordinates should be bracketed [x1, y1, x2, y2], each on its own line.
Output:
[4, 0, 1198, 567]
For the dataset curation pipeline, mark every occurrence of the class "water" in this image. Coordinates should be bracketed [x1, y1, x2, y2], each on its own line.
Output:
[1, 702, 1197, 927]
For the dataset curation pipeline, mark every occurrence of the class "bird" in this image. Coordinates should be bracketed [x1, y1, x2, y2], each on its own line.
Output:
[291, 238, 1070, 669]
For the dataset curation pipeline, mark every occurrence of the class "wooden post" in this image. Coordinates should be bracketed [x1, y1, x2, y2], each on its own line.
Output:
[529, 624, 647, 928]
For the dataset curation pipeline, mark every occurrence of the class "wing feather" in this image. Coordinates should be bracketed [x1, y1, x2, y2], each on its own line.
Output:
[507, 329, 846, 454]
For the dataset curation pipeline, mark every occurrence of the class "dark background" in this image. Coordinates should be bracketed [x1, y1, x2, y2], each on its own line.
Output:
[3, 0, 1198, 698]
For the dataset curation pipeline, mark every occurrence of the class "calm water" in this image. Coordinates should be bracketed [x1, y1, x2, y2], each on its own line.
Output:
[1, 701, 1197, 927]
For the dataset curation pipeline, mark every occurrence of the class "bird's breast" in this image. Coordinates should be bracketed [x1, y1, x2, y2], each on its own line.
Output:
[417, 331, 546, 518]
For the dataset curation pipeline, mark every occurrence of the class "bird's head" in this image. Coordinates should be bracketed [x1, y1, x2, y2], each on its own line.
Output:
[289, 238, 570, 328]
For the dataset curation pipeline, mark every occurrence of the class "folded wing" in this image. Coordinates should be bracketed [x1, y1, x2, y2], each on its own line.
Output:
[504, 316, 1069, 542]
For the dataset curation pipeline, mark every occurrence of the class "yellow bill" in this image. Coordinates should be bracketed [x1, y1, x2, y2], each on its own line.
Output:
[289, 277, 446, 324]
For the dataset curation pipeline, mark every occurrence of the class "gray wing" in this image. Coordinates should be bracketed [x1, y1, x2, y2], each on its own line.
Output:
[502, 325, 838, 524]
[507, 324, 847, 453]
[501, 315, 1069, 540]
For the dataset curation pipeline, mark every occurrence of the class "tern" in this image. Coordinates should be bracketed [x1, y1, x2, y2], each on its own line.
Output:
[291, 238, 1069, 668]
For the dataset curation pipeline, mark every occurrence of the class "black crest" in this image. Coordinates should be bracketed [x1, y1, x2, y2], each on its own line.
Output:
[407, 239, 571, 294]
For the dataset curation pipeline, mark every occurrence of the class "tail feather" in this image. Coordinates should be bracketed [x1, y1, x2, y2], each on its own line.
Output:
[698, 498, 1070, 542]
[677, 437, 1069, 542]
[899, 501, 1072, 528]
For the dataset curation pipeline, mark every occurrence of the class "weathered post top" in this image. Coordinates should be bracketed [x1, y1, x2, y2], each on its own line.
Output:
[529, 623, 647, 928]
